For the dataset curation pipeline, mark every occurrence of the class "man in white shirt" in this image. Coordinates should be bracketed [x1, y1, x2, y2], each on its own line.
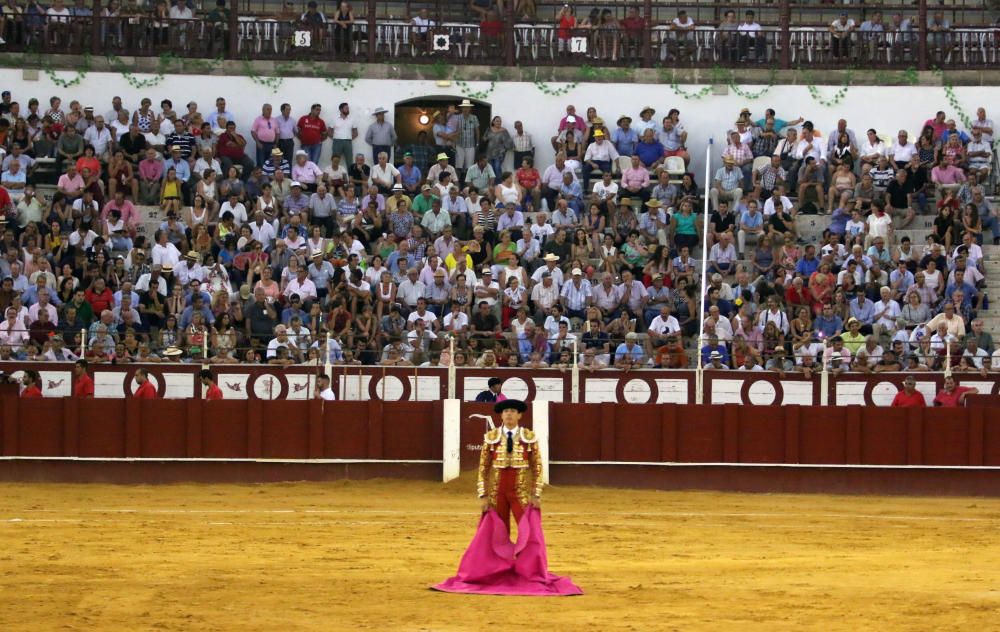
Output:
[582, 129, 619, 189]
[762, 186, 793, 217]
[83, 116, 113, 159]
[530, 272, 560, 321]
[737, 10, 764, 60]
[150, 229, 181, 268]
[442, 302, 469, 335]
[315, 374, 337, 400]
[173, 251, 204, 286]
[708, 233, 737, 276]
[474, 268, 501, 313]
[966, 129, 993, 181]
[284, 267, 318, 303]
[531, 254, 564, 288]
[328, 102, 357, 165]
[406, 297, 438, 332]
[220, 194, 248, 227]
[757, 297, 790, 334]
[396, 268, 426, 311]
[670, 10, 696, 59]
[368, 152, 400, 194]
[890, 130, 917, 167]
[647, 306, 681, 357]
[249, 211, 277, 249]
[794, 128, 826, 164]
[266, 325, 298, 360]
[872, 286, 901, 342]
[135, 265, 169, 297]
[829, 11, 856, 59]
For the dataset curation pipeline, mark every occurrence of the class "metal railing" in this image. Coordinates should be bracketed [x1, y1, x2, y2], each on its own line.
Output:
[2, 0, 997, 70]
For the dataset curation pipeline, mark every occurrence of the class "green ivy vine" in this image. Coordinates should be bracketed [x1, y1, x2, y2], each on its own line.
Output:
[932, 68, 973, 130]
[454, 70, 500, 100]
[533, 80, 579, 97]
[40, 52, 91, 88]
[107, 53, 173, 89]
[322, 66, 365, 90]
[801, 68, 853, 107]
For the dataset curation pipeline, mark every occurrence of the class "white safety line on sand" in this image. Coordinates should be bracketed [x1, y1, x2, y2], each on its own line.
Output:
[3, 508, 998, 523]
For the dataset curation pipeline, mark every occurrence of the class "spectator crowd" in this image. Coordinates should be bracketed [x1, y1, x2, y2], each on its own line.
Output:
[0, 84, 997, 376]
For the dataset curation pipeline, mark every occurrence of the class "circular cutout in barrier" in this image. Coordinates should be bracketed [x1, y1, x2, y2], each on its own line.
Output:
[124, 367, 168, 397]
[862, 377, 903, 406]
[248, 371, 289, 400]
[500, 377, 531, 401]
[615, 376, 658, 404]
[740, 377, 784, 405]
[621, 378, 653, 403]
[369, 374, 411, 401]
[870, 381, 899, 407]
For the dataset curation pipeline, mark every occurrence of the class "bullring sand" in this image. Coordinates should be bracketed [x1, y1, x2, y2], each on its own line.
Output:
[1, 477, 998, 631]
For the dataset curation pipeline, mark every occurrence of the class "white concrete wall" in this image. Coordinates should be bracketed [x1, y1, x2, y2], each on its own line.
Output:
[3, 68, 996, 178]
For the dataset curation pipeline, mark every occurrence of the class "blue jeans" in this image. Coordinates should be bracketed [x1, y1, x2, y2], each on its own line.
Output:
[582, 159, 611, 189]
[255, 141, 274, 167]
[302, 143, 322, 164]
[489, 157, 504, 178]
[982, 214, 1000, 243]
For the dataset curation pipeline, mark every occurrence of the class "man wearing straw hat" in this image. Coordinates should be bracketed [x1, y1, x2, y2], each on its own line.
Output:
[427, 151, 458, 187]
[454, 99, 480, 180]
[365, 107, 397, 164]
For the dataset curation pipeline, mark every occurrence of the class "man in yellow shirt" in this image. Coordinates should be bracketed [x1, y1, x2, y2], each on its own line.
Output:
[841, 317, 867, 354]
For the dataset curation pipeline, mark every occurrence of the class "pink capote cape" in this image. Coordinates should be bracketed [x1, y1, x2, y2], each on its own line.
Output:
[432, 506, 583, 596]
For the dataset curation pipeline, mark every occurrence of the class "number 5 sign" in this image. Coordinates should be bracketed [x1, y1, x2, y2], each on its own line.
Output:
[293, 30, 312, 47]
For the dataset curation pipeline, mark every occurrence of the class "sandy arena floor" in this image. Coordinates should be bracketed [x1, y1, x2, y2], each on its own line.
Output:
[1, 477, 998, 631]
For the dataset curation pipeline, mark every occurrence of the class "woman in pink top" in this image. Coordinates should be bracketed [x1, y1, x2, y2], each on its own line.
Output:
[291, 150, 323, 192]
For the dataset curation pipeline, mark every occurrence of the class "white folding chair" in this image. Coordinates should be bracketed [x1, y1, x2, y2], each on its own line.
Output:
[664, 156, 686, 184]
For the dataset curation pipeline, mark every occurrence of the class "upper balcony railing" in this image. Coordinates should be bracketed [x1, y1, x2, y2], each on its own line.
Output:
[1, 0, 998, 71]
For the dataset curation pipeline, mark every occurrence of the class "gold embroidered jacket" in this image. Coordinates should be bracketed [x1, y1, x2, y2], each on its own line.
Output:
[477, 427, 543, 507]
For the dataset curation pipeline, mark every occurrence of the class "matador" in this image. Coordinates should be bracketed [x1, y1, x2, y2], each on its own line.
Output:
[477, 399, 542, 534]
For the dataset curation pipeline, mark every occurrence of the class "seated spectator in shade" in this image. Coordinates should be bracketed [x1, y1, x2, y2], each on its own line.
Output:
[933, 375, 977, 407]
[708, 233, 737, 277]
[614, 332, 645, 370]
[891, 375, 927, 407]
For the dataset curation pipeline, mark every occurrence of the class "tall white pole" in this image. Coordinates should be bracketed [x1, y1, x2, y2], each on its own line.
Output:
[447, 335, 456, 399]
[571, 339, 579, 403]
[323, 332, 332, 399]
[695, 138, 713, 405]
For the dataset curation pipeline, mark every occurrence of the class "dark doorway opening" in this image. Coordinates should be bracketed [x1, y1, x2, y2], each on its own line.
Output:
[393, 95, 492, 168]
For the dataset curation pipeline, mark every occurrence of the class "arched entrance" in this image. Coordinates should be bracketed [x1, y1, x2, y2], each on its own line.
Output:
[393, 95, 491, 170]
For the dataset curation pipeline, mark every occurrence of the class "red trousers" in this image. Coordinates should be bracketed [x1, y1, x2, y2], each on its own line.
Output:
[495, 468, 525, 535]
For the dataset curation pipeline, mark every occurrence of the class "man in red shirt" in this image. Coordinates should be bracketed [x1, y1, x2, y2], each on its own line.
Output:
[20, 370, 43, 398]
[215, 120, 255, 181]
[296, 103, 327, 165]
[933, 375, 978, 407]
[73, 359, 94, 397]
[200, 369, 224, 400]
[890, 375, 926, 407]
[133, 368, 158, 399]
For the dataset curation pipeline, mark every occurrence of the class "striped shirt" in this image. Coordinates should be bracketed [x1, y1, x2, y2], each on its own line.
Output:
[512, 131, 533, 153]
[164, 132, 197, 160]
[457, 114, 480, 148]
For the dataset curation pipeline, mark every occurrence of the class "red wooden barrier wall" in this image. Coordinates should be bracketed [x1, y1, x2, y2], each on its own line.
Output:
[0, 398, 441, 461]
[548, 403, 1000, 467]
[4, 399, 1000, 469]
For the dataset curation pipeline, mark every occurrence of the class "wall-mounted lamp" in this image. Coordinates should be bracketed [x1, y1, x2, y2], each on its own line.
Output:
[418, 113, 430, 125]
